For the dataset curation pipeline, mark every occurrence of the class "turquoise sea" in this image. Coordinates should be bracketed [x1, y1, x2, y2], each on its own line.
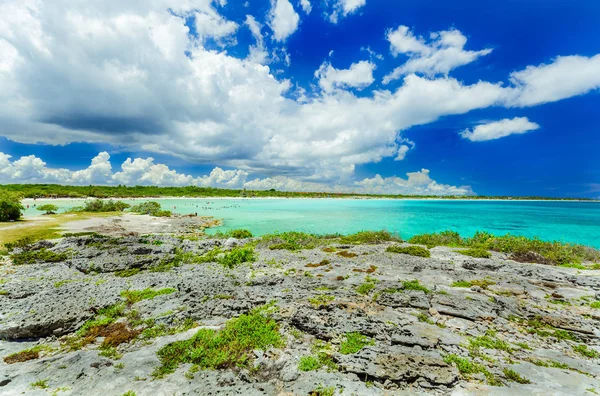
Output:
[21, 198, 600, 248]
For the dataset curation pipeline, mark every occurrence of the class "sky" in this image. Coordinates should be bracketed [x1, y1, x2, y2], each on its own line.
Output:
[0, 0, 599, 197]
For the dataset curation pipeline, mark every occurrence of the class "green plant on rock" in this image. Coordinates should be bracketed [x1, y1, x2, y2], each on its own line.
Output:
[308, 294, 335, 308]
[457, 248, 492, 258]
[11, 248, 68, 265]
[443, 354, 502, 386]
[213, 229, 253, 239]
[401, 279, 431, 294]
[573, 344, 600, 359]
[37, 204, 59, 215]
[339, 332, 374, 354]
[386, 245, 430, 257]
[152, 309, 283, 378]
[503, 368, 531, 384]
[356, 282, 375, 295]
[340, 230, 400, 245]
[121, 288, 177, 305]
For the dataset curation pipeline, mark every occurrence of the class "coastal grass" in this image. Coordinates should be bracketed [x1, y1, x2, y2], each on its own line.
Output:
[308, 294, 335, 308]
[503, 368, 531, 384]
[3, 345, 54, 364]
[401, 279, 431, 294]
[408, 230, 599, 266]
[457, 248, 492, 258]
[212, 229, 253, 239]
[10, 248, 68, 265]
[386, 245, 430, 257]
[356, 283, 376, 295]
[339, 332, 374, 354]
[152, 309, 283, 378]
[451, 279, 495, 289]
[120, 288, 177, 305]
[339, 230, 400, 245]
[443, 354, 502, 386]
[573, 344, 600, 359]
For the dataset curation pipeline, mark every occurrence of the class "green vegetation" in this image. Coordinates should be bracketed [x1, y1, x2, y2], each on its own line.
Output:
[130, 201, 171, 217]
[11, 248, 68, 265]
[590, 301, 600, 309]
[386, 245, 430, 257]
[573, 344, 600, 359]
[213, 229, 253, 239]
[451, 279, 495, 289]
[310, 385, 335, 396]
[401, 279, 431, 294]
[339, 332, 374, 354]
[122, 392, 136, 396]
[114, 268, 141, 277]
[37, 204, 59, 214]
[72, 199, 130, 213]
[298, 355, 322, 371]
[308, 294, 335, 308]
[218, 246, 256, 269]
[121, 288, 177, 305]
[0, 189, 23, 222]
[3, 183, 596, 200]
[339, 230, 400, 245]
[468, 330, 512, 352]
[152, 309, 283, 378]
[30, 379, 50, 389]
[443, 354, 502, 386]
[262, 231, 324, 251]
[408, 230, 599, 266]
[457, 248, 492, 258]
[356, 282, 376, 295]
[510, 315, 579, 341]
[503, 368, 531, 384]
[3, 345, 53, 364]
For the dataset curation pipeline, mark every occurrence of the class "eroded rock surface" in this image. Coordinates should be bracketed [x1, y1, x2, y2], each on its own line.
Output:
[1, 233, 599, 395]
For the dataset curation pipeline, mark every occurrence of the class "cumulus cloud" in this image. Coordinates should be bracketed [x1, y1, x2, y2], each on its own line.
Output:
[0, 2, 598, 186]
[329, 0, 367, 23]
[506, 54, 600, 107]
[383, 26, 492, 83]
[315, 60, 375, 92]
[299, 0, 312, 14]
[460, 117, 540, 142]
[269, 0, 300, 41]
[0, 151, 472, 196]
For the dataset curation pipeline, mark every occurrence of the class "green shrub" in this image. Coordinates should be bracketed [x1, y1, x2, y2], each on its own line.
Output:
[408, 231, 463, 248]
[214, 229, 253, 239]
[37, 204, 59, 214]
[308, 294, 335, 308]
[298, 355, 321, 371]
[443, 354, 502, 386]
[339, 332, 374, 354]
[457, 248, 492, 258]
[77, 199, 130, 212]
[503, 368, 531, 384]
[262, 231, 323, 251]
[0, 190, 23, 222]
[114, 268, 141, 277]
[590, 301, 600, 309]
[218, 246, 256, 269]
[386, 245, 430, 257]
[11, 248, 68, 265]
[121, 288, 177, 305]
[573, 344, 600, 358]
[402, 279, 431, 294]
[339, 231, 400, 245]
[4, 236, 35, 252]
[356, 283, 375, 295]
[451, 280, 472, 288]
[129, 201, 171, 217]
[152, 310, 283, 377]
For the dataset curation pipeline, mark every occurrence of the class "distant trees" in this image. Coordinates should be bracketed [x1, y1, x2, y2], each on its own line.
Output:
[0, 190, 24, 222]
[130, 201, 171, 217]
[37, 204, 59, 215]
[80, 199, 130, 212]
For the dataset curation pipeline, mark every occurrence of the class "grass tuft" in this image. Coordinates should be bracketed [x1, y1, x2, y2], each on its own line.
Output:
[339, 332, 374, 354]
[386, 245, 430, 257]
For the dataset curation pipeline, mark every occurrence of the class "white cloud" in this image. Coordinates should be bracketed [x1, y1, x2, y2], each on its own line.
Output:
[269, 0, 300, 42]
[383, 26, 492, 83]
[506, 54, 600, 106]
[315, 60, 376, 92]
[329, 0, 366, 23]
[461, 117, 540, 142]
[245, 15, 268, 64]
[0, 151, 472, 195]
[0, 3, 598, 186]
[299, 0, 312, 14]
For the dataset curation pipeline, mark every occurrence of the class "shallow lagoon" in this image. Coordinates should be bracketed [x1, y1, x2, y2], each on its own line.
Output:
[22, 198, 600, 248]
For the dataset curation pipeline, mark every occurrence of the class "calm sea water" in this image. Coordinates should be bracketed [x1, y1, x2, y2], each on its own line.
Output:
[22, 199, 600, 248]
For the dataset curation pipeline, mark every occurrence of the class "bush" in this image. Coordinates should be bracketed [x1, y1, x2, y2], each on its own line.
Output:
[261, 231, 323, 251]
[80, 199, 130, 212]
[152, 310, 282, 377]
[457, 248, 492, 258]
[0, 190, 23, 222]
[213, 229, 253, 239]
[37, 204, 58, 215]
[386, 245, 430, 258]
[408, 231, 463, 248]
[11, 248, 68, 265]
[129, 201, 171, 217]
[339, 230, 400, 245]
[218, 246, 256, 269]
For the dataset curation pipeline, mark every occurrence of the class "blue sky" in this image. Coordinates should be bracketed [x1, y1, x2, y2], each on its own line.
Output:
[0, 0, 599, 197]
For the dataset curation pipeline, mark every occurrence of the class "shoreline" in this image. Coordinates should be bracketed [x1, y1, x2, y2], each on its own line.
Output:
[22, 197, 599, 203]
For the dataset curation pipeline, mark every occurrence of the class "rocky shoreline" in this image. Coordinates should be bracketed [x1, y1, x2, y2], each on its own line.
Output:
[1, 231, 599, 395]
